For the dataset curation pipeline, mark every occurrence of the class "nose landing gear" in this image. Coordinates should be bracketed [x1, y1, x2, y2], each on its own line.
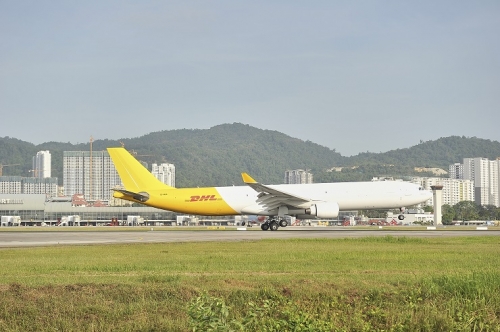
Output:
[398, 207, 406, 220]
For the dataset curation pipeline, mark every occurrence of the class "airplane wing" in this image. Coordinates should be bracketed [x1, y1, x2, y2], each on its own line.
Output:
[241, 173, 311, 210]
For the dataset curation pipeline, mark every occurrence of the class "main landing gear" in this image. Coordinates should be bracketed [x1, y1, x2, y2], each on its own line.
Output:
[260, 217, 288, 231]
[398, 207, 406, 221]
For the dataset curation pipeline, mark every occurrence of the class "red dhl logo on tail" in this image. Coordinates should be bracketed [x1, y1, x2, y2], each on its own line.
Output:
[189, 195, 218, 202]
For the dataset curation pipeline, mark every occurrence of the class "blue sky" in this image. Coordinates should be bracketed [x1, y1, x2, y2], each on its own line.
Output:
[1, 1, 499, 156]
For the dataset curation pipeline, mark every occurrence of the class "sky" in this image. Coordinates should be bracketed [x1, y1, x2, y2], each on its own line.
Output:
[1, 1, 499, 156]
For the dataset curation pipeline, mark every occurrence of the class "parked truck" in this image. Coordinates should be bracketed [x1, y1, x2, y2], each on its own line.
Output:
[1, 216, 21, 227]
[126, 215, 144, 226]
[58, 215, 81, 226]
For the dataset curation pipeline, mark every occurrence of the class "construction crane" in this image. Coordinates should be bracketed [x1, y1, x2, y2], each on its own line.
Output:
[129, 150, 156, 162]
[0, 164, 21, 177]
[130, 149, 154, 158]
[28, 169, 39, 178]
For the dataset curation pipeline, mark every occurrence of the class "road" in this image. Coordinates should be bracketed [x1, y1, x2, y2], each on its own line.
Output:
[0, 227, 499, 248]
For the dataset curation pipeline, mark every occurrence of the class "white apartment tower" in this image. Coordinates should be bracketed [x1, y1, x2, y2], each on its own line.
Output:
[63, 151, 122, 201]
[451, 157, 500, 207]
[284, 169, 313, 184]
[463, 158, 493, 206]
[32, 150, 51, 178]
[490, 159, 500, 207]
[449, 163, 463, 179]
[151, 163, 176, 187]
[411, 177, 474, 207]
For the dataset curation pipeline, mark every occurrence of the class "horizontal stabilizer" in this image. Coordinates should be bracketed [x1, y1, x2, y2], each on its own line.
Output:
[112, 189, 150, 202]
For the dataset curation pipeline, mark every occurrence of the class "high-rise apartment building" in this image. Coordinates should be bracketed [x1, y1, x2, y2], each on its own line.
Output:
[63, 151, 122, 201]
[0, 176, 22, 194]
[151, 163, 176, 187]
[411, 177, 474, 206]
[449, 163, 463, 179]
[463, 158, 492, 206]
[489, 159, 500, 207]
[32, 150, 51, 178]
[450, 157, 500, 207]
[0, 176, 57, 197]
[284, 169, 313, 184]
[22, 177, 58, 196]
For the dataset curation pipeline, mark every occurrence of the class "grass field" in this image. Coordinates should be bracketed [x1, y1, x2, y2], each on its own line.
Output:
[0, 235, 499, 331]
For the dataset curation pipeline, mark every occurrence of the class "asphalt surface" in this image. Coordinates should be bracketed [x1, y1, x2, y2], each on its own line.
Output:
[0, 227, 499, 248]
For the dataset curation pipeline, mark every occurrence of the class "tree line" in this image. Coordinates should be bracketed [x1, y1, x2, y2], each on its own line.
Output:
[441, 201, 500, 224]
[1, 124, 500, 187]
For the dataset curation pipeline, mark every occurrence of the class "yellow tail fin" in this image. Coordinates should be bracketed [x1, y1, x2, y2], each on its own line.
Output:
[107, 147, 174, 191]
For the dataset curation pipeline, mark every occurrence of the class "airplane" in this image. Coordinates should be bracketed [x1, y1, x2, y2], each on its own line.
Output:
[107, 147, 433, 231]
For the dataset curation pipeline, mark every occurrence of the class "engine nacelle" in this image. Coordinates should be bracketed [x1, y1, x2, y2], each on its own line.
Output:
[307, 202, 340, 218]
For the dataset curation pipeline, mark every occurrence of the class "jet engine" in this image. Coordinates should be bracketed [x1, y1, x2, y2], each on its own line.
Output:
[306, 202, 339, 218]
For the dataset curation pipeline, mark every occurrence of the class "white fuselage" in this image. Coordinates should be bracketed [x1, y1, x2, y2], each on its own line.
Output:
[216, 181, 432, 216]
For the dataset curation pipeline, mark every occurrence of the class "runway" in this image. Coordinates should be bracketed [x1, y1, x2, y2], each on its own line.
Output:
[0, 227, 499, 248]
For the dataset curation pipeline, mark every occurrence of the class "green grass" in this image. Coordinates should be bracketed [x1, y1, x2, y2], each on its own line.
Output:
[0, 236, 499, 331]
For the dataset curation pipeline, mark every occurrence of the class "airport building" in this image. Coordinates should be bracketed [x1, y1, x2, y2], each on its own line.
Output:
[0, 193, 239, 227]
[0, 193, 176, 226]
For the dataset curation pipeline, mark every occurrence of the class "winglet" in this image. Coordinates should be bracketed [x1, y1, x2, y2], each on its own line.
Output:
[241, 172, 257, 184]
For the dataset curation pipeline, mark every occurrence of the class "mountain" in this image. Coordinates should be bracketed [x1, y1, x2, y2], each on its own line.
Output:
[1, 124, 500, 187]
[346, 136, 500, 169]
[99, 123, 346, 186]
[0, 137, 37, 176]
[0, 123, 345, 187]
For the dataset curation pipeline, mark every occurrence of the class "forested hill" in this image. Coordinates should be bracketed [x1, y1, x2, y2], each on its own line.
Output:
[0, 123, 345, 187]
[346, 136, 500, 169]
[1, 124, 500, 187]
[102, 123, 345, 186]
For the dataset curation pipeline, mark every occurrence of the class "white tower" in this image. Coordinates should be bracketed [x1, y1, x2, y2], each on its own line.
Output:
[431, 185, 443, 226]
[32, 151, 51, 178]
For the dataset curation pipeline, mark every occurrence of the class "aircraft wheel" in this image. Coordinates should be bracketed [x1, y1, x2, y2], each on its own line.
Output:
[269, 222, 279, 231]
[261, 223, 270, 231]
[398, 214, 405, 220]
[279, 219, 288, 227]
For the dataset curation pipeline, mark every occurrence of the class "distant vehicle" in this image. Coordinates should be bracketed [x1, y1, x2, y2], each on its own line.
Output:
[1, 216, 21, 227]
[107, 148, 432, 231]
